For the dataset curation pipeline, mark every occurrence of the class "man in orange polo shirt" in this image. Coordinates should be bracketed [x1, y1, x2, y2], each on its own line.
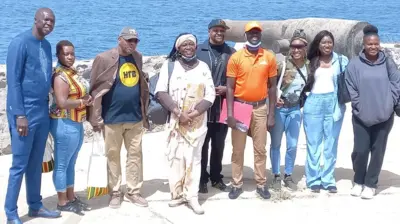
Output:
[226, 21, 277, 200]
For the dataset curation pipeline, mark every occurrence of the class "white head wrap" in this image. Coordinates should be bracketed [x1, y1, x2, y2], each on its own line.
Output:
[175, 34, 197, 50]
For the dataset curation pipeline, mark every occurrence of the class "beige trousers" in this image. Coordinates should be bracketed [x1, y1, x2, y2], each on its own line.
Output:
[231, 103, 268, 188]
[104, 121, 144, 195]
[168, 133, 206, 200]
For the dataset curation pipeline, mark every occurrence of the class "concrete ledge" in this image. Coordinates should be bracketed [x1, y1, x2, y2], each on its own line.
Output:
[1, 108, 400, 223]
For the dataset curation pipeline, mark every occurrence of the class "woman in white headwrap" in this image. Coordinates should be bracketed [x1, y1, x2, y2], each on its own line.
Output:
[154, 33, 215, 215]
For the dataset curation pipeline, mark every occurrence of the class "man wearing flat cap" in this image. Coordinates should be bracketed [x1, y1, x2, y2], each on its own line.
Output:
[196, 19, 236, 194]
[88, 26, 149, 208]
[226, 21, 278, 200]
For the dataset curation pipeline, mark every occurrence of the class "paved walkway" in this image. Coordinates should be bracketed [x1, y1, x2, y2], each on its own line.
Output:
[1, 107, 400, 223]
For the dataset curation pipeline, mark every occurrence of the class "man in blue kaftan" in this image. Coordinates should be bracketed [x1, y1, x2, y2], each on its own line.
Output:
[4, 8, 61, 224]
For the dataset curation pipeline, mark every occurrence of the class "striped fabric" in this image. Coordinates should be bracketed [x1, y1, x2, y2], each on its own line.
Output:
[42, 158, 54, 173]
[50, 64, 89, 122]
[42, 135, 54, 173]
[87, 187, 109, 200]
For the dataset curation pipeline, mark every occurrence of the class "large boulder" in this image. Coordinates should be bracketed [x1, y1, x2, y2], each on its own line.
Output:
[224, 18, 369, 58]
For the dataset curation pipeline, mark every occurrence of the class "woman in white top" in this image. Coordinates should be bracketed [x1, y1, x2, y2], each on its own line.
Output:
[154, 33, 215, 215]
[302, 30, 348, 194]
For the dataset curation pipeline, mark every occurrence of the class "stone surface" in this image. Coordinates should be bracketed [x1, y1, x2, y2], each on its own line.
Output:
[224, 18, 369, 58]
[383, 43, 400, 69]
[1, 108, 400, 223]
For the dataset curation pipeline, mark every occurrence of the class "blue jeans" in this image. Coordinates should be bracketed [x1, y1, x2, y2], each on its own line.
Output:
[5, 118, 49, 220]
[270, 105, 302, 175]
[50, 118, 84, 192]
[303, 92, 343, 188]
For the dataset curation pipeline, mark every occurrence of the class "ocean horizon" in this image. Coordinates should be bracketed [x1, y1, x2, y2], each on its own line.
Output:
[1, 0, 399, 63]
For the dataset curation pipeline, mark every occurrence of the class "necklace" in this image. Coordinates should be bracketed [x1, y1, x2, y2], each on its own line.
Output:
[208, 44, 223, 66]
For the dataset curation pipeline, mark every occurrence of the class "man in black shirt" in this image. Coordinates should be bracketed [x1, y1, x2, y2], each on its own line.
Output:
[88, 27, 149, 209]
[196, 19, 236, 193]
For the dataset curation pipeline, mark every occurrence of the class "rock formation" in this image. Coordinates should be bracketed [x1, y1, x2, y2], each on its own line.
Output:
[223, 18, 369, 58]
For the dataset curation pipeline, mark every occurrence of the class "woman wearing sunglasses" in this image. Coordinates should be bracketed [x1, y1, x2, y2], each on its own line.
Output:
[270, 29, 309, 191]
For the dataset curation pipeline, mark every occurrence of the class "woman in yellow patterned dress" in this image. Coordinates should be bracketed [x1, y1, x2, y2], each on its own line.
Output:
[155, 33, 216, 215]
[50, 40, 93, 215]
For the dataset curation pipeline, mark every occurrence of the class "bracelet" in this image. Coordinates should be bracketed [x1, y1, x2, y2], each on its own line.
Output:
[80, 99, 84, 107]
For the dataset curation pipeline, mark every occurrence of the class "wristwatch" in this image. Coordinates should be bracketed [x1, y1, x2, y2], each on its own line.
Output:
[17, 115, 26, 119]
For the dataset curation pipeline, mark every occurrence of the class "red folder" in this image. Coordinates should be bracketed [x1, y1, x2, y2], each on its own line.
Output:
[219, 99, 252, 128]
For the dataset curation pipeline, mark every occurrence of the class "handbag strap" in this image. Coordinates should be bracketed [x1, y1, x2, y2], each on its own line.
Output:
[165, 59, 175, 122]
[288, 58, 307, 83]
[92, 131, 105, 155]
[276, 60, 287, 93]
[166, 59, 174, 91]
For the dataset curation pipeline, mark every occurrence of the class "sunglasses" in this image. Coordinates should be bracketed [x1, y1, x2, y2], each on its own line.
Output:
[210, 27, 226, 33]
[126, 38, 139, 44]
[290, 44, 306, 49]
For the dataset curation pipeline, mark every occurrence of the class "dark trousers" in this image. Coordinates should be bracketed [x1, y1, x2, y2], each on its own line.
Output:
[351, 114, 394, 189]
[200, 122, 228, 184]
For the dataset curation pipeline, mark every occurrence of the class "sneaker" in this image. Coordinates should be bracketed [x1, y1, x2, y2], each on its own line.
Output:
[257, 185, 271, 199]
[228, 187, 243, 200]
[283, 175, 297, 191]
[109, 194, 122, 209]
[326, 186, 338, 194]
[198, 183, 208, 194]
[272, 175, 282, 191]
[211, 180, 229, 192]
[168, 197, 185, 207]
[310, 185, 320, 193]
[187, 198, 204, 215]
[125, 193, 149, 207]
[351, 184, 363, 197]
[361, 186, 376, 199]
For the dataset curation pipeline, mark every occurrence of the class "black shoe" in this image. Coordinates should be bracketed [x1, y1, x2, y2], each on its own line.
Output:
[72, 197, 92, 211]
[228, 187, 243, 199]
[283, 175, 297, 191]
[257, 185, 271, 199]
[211, 180, 229, 192]
[326, 186, 338, 194]
[57, 201, 84, 216]
[198, 183, 208, 194]
[272, 175, 282, 191]
[310, 185, 320, 193]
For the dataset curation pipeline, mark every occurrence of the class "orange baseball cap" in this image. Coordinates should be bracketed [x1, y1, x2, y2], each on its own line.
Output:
[245, 21, 262, 32]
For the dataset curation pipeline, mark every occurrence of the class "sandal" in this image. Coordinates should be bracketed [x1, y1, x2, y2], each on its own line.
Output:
[57, 201, 84, 215]
[72, 196, 92, 211]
